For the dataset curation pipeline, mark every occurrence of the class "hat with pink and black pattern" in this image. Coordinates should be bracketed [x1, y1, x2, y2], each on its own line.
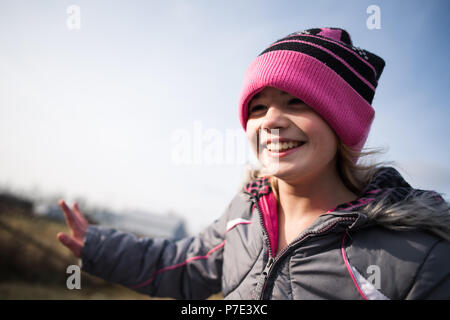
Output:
[238, 27, 385, 152]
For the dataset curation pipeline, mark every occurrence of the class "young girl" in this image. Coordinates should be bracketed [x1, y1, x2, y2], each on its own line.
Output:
[57, 27, 450, 300]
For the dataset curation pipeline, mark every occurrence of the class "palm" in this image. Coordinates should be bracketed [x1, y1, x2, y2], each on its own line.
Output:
[56, 200, 88, 258]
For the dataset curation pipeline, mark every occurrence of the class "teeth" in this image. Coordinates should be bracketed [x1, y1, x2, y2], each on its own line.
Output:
[267, 141, 302, 152]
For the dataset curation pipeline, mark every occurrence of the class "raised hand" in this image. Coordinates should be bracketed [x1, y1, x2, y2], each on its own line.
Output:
[56, 200, 88, 258]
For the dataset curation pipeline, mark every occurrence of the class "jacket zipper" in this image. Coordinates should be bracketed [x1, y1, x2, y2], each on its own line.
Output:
[252, 200, 274, 299]
[254, 201, 357, 299]
[256, 200, 274, 259]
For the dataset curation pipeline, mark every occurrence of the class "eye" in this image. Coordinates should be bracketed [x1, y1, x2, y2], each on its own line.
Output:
[288, 98, 304, 104]
[249, 104, 266, 114]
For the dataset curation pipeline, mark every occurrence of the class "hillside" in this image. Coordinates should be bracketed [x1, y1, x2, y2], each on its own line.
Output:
[0, 206, 156, 299]
[0, 195, 221, 299]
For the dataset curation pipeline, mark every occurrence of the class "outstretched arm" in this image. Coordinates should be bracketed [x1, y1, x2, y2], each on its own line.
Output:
[56, 196, 235, 299]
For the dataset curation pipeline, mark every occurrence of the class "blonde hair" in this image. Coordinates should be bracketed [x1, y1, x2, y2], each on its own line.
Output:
[244, 140, 391, 201]
[334, 140, 389, 196]
[242, 141, 450, 242]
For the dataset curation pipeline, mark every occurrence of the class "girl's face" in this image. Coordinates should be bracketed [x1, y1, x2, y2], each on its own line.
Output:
[246, 86, 339, 183]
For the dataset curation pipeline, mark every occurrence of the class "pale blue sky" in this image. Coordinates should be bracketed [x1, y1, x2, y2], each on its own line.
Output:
[1, 0, 449, 234]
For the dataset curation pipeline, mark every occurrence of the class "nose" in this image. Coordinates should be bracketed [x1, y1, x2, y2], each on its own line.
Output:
[261, 105, 289, 132]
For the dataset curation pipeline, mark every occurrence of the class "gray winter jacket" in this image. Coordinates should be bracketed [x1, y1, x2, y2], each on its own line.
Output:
[80, 167, 450, 299]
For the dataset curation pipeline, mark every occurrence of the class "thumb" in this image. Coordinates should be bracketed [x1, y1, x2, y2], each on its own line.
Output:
[57, 232, 82, 258]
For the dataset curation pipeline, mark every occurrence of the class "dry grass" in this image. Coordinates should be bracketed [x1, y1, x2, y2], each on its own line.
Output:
[0, 209, 222, 300]
[0, 281, 153, 300]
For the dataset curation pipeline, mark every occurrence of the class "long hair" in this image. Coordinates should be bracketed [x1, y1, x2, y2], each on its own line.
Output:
[335, 140, 390, 196]
[241, 141, 450, 241]
[247, 139, 450, 241]
[242, 140, 391, 201]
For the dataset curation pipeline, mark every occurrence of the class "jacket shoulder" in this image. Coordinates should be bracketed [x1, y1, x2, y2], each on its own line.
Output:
[215, 188, 255, 228]
[346, 225, 448, 299]
[405, 239, 450, 299]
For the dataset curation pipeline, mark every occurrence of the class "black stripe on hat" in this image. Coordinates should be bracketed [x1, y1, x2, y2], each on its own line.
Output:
[282, 31, 385, 82]
[278, 35, 378, 88]
[363, 50, 385, 81]
[259, 41, 375, 103]
[330, 28, 353, 46]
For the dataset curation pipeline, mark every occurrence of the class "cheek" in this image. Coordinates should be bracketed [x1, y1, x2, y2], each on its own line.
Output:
[295, 116, 337, 155]
[246, 121, 260, 153]
[314, 128, 337, 158]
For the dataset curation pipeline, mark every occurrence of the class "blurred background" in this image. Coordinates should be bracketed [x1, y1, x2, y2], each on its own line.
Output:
[0, 0, 449, 299]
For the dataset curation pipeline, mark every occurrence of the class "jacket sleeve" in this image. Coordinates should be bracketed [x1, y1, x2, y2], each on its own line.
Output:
[79, 195, 237, 299]
[405, 239, 450, 299]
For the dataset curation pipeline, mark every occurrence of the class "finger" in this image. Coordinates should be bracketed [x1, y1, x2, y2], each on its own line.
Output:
[58, 200, 80, 231]
[72, 203, 88, 240]
[73, 202, 88, 225]
[57, 232, 82, 258]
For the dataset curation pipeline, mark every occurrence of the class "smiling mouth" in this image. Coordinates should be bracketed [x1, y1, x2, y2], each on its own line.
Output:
[266, 141, 305, 152]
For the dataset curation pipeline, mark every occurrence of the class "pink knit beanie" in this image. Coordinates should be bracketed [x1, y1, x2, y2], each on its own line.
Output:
[238, 27, 385, 152]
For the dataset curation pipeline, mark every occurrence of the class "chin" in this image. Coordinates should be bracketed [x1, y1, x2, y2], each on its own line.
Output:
[262, 163, 306, 180]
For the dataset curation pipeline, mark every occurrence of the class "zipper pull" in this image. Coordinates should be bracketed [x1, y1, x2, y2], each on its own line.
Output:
[254, 256, 274, 300]
[262, 257, 274, 276]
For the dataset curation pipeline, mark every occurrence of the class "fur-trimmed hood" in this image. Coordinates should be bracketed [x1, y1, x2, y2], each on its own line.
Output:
[358, 167, 450, 242]
[241, 166, 450, 242]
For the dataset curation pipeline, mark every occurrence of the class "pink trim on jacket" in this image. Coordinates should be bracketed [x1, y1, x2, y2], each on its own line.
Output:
[258, 192, 279, 256]
[341, 232, 368, 300]
[131, 216, 255, 289]
[226, 218, 252, 232]
[130, 240, 226, 289]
